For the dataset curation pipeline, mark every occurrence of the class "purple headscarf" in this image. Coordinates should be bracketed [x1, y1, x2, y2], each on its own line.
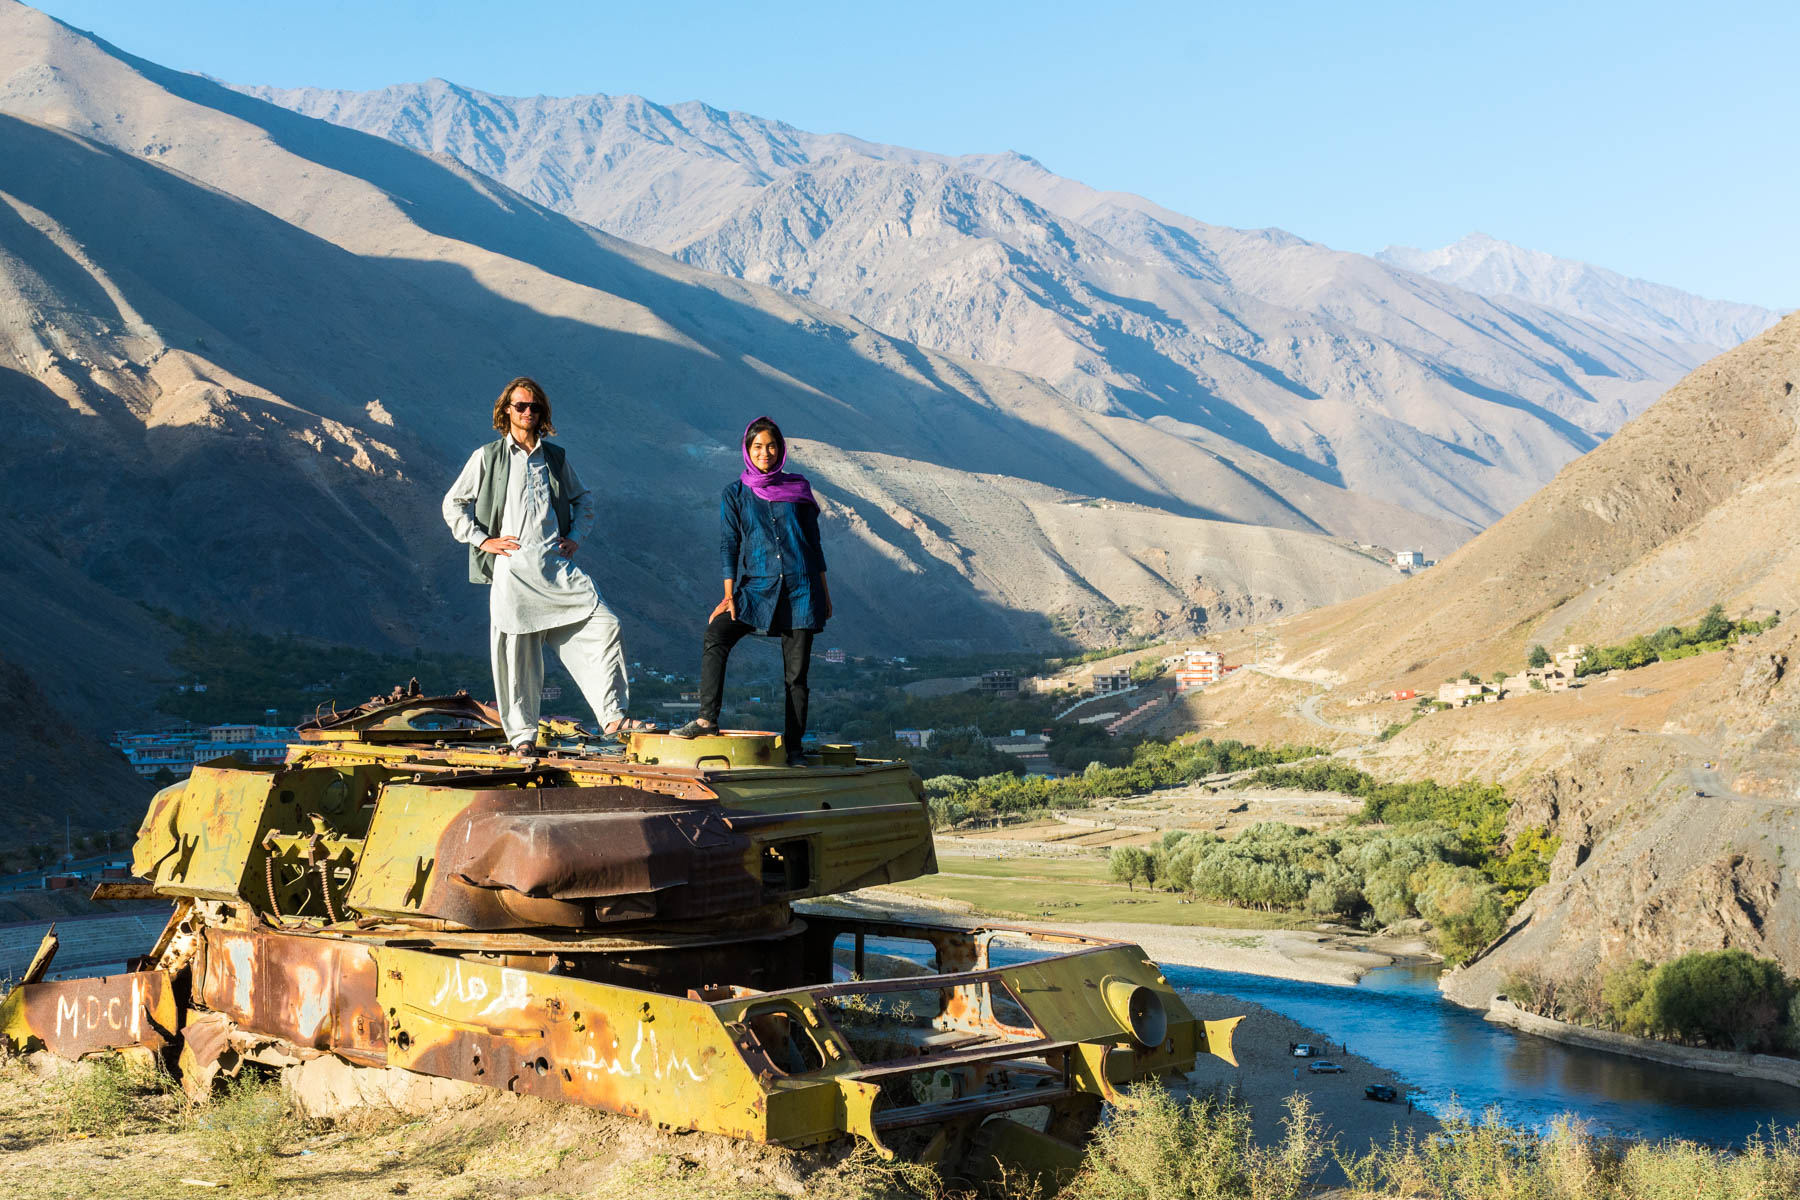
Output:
[739, 416, 817, 507]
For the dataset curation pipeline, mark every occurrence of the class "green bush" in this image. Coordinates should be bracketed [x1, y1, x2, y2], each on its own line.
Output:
[1203, 766, 1559, 960]
[1640, 949, 1793, 1052]
[1575, 605, 1776, 678]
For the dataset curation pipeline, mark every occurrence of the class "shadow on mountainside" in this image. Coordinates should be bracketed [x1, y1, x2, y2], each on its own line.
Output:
[0, 114, 1087, 681]
[80, 51, 1352, 530]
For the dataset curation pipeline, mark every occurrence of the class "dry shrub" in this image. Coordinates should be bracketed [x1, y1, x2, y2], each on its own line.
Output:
[196, 1069, 295, 1191]
[1337, 1103, 1800, 1200]
[48, 1054, 136, 1138]
[1061, 1083, 1325, 1200]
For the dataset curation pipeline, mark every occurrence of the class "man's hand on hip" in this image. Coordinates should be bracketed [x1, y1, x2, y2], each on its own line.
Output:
[555, 538, 579, 558]
[480, 536, 520, 556]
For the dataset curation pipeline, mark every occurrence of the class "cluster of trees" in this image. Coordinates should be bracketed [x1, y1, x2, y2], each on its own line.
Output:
[1242, 763, 1555, 904]
[1568, 605, 1778, 677]
[1109, 822, 1515, 962]
[924, 738, 1322, 828]
[1507, 949, 1800, 1055]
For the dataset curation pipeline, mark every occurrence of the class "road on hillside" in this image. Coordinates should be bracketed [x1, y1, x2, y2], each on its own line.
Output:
[1243, 666, 1379, 739]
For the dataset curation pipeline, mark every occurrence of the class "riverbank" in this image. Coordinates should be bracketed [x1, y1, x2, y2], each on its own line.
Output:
[1481, 997, 1800, 1090]
[839, 885, 1433, 986]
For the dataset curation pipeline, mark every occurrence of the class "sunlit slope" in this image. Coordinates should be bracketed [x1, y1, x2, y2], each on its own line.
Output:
[1260, 310, 1800, 696]
[0, 0, 1438, 707]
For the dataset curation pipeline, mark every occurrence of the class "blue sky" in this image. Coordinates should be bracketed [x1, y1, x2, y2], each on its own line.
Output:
[33, 0, 1799, 308]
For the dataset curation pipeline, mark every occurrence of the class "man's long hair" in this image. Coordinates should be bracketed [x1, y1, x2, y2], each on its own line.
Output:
[492, 376, 556, 436]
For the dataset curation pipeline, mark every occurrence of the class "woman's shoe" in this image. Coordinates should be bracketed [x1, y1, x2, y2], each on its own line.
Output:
[669, 719, 717, 739]
[784, 749, 809, 768]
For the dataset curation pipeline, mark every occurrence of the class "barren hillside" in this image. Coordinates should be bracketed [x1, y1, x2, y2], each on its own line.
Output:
[0, 0, 1443, 747]
[1172, 312, 1800, 998]
[1249, 310, 1800, 703]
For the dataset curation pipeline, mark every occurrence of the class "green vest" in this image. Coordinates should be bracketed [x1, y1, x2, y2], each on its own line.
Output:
[468, 437, 575, 584]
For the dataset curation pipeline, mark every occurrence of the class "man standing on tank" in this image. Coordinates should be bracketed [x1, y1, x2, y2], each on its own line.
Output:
[442, 376, 649, 753]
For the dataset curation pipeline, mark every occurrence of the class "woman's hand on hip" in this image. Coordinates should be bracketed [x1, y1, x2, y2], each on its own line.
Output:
[480, 536, 520, 556]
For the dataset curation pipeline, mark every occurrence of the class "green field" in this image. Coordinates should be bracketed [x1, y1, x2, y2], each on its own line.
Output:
[893, 854, 1309, 928]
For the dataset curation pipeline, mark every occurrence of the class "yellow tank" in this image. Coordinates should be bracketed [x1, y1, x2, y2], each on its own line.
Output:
[3, 683, 1238, 1176]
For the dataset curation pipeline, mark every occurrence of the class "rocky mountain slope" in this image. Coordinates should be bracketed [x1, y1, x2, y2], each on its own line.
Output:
[1253, 310, 1800, 697]
[1379, 232, 1781, 355]
[1187, 311, 1800, 996]
[236, 78, 1751, 530]
[0, 1, 1442, 739]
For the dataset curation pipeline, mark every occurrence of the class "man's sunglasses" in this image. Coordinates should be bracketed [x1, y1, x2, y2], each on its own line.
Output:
[509, 401, 543, 413]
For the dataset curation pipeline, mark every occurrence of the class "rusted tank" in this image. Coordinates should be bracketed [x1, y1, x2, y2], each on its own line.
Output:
[2, 683, 1238, 1175]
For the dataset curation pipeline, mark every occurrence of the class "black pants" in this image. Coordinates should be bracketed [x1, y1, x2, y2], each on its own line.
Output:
[698, 612, 813, 751]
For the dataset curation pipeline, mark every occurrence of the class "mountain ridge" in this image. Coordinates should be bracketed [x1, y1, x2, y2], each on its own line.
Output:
[1379, 232, 1782, 354]
[235, 77, 1747, 531]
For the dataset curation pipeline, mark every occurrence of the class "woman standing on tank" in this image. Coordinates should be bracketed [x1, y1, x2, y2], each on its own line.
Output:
[670, 417, 830, 766]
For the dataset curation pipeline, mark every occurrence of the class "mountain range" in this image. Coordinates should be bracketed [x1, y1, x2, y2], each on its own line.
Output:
[0, 0, 1439, 746]
[1379, 232, 1779, 354]
[239, 78, 1781, 530]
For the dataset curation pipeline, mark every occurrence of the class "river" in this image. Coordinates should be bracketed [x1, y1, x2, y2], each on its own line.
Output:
[1166, 960, 1800, 1144]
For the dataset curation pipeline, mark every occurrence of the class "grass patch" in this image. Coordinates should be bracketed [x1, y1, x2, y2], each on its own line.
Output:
[892, 872, 1308, 928]
[933, 856, 1130, 884]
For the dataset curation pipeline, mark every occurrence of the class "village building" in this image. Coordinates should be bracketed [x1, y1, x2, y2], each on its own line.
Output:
[114, 722, 293, 779]
[1436, 680, 1496, 707]
[978, 668, 1018, 694]
[1173, 648, 1227, 692]
[1091, 668, 1133, 695]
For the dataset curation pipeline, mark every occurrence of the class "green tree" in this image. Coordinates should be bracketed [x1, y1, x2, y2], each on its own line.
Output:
[1695, 603, 1731, 643]
[1601, 960, 1655, 1034]
[1109, 846, 1150, 892]
[1644, 949, 1792, 1051]
[1414, 863, 1508, 964]
[1526, 644, 1551, 669]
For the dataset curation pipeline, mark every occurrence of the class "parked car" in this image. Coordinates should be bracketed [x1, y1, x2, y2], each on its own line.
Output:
[1364, 1084, 1398, 1102]
[1291, 1044, 1315, 1057]
[1308, 1060, 1345, 1074]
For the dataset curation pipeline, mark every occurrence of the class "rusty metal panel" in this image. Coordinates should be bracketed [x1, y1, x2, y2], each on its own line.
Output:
[0, 972, 177, 1056]
[197, 928, 387, 1058]
[372, 944, 803, 1142]
[147, 763, 280, 901]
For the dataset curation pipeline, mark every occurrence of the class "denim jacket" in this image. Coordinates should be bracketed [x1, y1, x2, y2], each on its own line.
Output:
[719, 481, 827, 633]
